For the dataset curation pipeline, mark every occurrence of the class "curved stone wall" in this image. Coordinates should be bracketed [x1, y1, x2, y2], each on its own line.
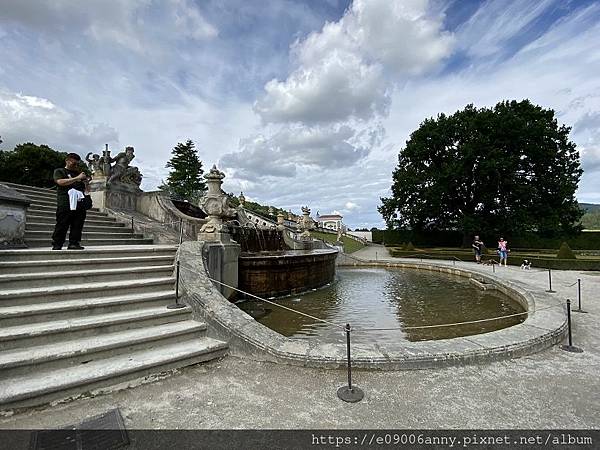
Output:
[179, 241, 567, 370]
[137, 191, 207, 240]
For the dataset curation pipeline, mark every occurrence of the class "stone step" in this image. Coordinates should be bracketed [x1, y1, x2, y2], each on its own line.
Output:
[26, 197, 59, 208]
[0, 305, 191, 350]
[0, 255, 175, 274]
[0, 265, 174, 290]
[27, 204, 109, 218]
[26, 222, 126, 232]
[25, 237, 154, 247]
[0, 337, 228, 409]
[0, 290, 176, 326]
[0, 320, 207, 378]
[27, 198, 102, 214]
[0, 276, 175, 306]
[25, 213, 119, 225]
[1, 182, 56, 198]
[25, 230, 143, 240]
[0, 245, 177, 262]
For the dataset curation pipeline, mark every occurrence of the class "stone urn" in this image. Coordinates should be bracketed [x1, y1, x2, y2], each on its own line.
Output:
[199, 165, 236, 241]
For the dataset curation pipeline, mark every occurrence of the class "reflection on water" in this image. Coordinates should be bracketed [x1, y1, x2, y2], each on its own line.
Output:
[236, 267, 526, 344]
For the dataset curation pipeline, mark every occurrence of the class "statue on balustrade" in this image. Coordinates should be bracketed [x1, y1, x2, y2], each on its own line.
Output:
[86, 145, 142, 187]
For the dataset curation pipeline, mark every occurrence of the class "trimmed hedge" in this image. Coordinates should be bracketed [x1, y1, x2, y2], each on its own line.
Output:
[529, 258, 600, 271]
[373, 229, 600, 250]
[387, 248, 600, 271]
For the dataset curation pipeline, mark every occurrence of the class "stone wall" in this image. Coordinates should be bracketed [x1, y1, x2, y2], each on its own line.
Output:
[137, 191, 207, 240]
[0, 184, 30, 248]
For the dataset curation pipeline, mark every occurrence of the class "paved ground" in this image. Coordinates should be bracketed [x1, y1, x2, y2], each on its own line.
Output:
[1, 244, 598, 430]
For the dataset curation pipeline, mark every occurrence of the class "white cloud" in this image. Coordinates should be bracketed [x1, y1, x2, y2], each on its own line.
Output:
[255, 53, 389, 124]
[0, 0, 217, 53]
[0, 89, 118, 153]
[170, 0, 219, 40]
[220, 122, 383, 180]
[455, 0, 557, 59]
[254, 0, 453, 125]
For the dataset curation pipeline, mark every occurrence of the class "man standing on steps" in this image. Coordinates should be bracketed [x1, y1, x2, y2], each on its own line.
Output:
[51, 153, 89, 250]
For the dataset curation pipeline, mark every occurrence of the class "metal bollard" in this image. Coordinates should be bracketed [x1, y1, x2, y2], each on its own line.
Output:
[560, 299, 583, 353]
[574, 278, 587, 313]
[131, 216, 134, 232]
[337, 324, 364, 403]
[167, 260, 186, 309]
[546, 268, 555, 293]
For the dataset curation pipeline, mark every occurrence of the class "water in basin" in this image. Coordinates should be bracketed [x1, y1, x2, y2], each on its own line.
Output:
[237, 267, 526, 344]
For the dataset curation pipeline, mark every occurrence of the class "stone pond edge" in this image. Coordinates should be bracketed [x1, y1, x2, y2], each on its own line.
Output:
[179, 241, 567, 370]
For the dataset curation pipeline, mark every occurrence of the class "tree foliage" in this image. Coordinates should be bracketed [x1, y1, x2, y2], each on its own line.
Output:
[0, 142, 67, 188]
[159, 140, 207, 202]
[379, 100, 583, 241]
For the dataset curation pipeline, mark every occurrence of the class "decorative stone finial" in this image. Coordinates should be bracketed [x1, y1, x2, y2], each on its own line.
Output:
[239, 191, 245, 206]
[199, 165, 236, 240]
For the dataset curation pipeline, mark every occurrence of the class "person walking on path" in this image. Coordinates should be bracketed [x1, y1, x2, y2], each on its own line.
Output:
[51, 153, 89, 250]
[472, 235, 484, 263]
[497, 237, 509, 266]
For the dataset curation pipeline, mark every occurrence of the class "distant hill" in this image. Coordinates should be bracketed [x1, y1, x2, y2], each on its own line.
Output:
[580, 203, 600, 229]
[580, 203, 600, 213]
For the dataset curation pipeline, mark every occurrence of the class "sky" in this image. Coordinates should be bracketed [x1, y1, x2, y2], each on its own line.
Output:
[1, 0, 599, 229]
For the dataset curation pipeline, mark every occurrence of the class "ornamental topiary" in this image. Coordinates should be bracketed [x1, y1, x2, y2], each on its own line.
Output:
[557, 242, 576, 259]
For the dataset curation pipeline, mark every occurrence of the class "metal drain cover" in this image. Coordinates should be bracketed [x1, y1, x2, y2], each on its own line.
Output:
[30, 408, 129, 450]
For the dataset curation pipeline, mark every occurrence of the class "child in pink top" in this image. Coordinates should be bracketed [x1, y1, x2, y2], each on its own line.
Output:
[498, 238, 509, 266]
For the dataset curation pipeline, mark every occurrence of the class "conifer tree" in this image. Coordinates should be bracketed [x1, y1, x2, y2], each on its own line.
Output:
[160, 140, 207, 202]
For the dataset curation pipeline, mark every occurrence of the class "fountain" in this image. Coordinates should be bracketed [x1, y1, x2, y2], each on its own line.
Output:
[197, 168, 337, 300]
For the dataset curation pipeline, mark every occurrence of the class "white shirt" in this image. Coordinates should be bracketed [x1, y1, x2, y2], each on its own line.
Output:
[68, 188, 84, 210]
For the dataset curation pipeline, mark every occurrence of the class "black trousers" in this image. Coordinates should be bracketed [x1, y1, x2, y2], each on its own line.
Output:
[52, 206, 87, 247]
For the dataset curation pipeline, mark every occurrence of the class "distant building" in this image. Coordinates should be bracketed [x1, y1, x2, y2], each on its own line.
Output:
[317, 213, 344, 231]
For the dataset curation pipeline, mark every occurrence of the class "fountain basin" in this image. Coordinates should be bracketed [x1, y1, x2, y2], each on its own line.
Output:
[238, 248, 338, 298]
[179, 241, 567, 369]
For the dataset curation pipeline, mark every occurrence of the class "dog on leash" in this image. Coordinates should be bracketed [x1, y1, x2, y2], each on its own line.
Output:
[520, 259, 531, 270]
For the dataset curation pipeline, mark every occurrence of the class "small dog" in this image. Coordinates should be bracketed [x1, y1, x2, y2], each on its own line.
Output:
[520, 259, 531, 270]
[482, 259, 499, 266]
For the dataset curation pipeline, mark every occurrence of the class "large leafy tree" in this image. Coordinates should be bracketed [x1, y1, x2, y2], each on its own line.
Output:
[0, 142, 67, 187]
[159, 140, 207, 202]
[379, 100, 583, 242]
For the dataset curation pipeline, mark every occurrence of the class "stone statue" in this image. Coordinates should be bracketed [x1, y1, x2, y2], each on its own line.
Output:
[85, 152, 104, 177]
[106, 146, 142, 187]
[300, 205, 314, 238]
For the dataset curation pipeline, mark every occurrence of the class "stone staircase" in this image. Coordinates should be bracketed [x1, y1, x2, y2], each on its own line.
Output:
[0, 183, 228, 410]
[2, 181, 152, 247]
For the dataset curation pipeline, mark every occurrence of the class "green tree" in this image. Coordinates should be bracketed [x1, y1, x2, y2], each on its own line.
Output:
[0, 142, 67, 188]
[379, 100, 583, 244]
[159, 140, 207, 202]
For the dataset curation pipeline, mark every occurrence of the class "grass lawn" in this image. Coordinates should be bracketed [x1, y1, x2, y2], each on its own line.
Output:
[311, 231, 366, 253]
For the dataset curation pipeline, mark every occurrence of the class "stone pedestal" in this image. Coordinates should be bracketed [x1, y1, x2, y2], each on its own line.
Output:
[0, 184, 30, 248]
[202, 239, 240, 300]
[90, 180, 141, 211]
